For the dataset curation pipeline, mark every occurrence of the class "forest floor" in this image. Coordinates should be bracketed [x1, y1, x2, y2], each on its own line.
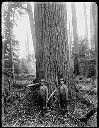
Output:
[2, 78, 97, 127]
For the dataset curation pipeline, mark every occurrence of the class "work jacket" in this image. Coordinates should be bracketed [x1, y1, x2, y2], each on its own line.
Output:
[59, 84, 68, 100]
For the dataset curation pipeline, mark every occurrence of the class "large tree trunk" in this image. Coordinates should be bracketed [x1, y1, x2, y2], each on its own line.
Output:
[34, 2, 69, 95]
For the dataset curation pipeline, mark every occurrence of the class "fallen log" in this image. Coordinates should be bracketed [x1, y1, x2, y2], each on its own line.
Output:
[79, 107, 97, 123]
[67, 106, 97, 127]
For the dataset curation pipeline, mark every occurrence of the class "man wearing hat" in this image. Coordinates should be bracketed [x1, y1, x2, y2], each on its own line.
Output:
[39, 79, 48, 117]
[59, 78, 68, 114]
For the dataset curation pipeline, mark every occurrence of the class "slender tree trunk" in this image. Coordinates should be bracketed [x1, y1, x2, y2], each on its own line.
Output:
[25, 32, 29, 59]
[68, 22, 74, 68]
[91, 2, 97, 53]
[27, 3, 36, 55]
[83, 3, 88, 39]
[91, 2, 97, 77]
[10, 39, 15, 80]
[2, 2, 14, 121]
[71, 3, 79, 76]
[9, 3, 15, 80]
[90, 3, 95, 50]
[5, 3, 15, 80]
[2, 26, 5, 123]
[34, 2, 69, 95]
[71, 2, 79, 55]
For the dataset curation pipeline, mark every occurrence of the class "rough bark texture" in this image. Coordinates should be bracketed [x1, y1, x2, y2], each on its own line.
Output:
[34, 2, 69, 95]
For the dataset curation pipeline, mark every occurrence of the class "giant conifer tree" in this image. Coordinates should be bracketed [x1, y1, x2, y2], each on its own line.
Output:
[34, 2, 69, 95]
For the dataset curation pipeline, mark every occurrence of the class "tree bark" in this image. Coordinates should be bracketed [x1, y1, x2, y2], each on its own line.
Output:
[34, 2, 69, 95]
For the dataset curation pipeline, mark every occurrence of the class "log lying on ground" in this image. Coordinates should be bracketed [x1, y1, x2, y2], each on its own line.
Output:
[86, 111, 97, 127]
[79, 107, 97, 123]
[67, 104, 97, 127]
[70, 80, 97, 124]
[76, 90, 97, 107]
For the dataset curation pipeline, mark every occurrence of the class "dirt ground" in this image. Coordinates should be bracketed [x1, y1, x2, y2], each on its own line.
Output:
[2, 79, 97, 127]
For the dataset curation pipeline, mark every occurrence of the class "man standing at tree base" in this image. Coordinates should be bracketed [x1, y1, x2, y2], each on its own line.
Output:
[39, 79, 48, 117]
[59, 78, 68, 115]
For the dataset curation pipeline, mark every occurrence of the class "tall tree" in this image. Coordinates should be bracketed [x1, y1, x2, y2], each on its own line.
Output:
[2, 2, 14, 121]
[2, 2, 15, 79]
[71, 3, 79, 76]
[2, 2, 27, 120]
[27, 3, 36, 55]
[68, 22, 74, 68]
[90, 3, 95, 50]
[2, 2, 27, 78]
[91, 2, 97, 53]
[34, 2, 69, 95]
[91, 2, 97, 77]
[71, 2, 79, 55]
[83, 3, 88, 40]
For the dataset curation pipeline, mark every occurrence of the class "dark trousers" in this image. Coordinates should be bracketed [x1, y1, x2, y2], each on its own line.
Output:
[39, 95, 46, 117]
[59, 94, 67, 110]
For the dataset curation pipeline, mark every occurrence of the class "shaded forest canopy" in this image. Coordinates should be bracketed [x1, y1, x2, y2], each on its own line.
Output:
[2, 2, 97, 81]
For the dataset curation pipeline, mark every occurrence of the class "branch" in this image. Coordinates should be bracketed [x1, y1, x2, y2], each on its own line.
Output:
[27, 83, 39, 87]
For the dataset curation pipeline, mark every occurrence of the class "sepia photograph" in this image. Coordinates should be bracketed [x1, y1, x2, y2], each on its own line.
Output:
[2, 2, 97, 127]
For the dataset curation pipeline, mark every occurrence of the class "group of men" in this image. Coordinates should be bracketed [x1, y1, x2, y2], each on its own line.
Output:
[38, 78, 68, 117]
